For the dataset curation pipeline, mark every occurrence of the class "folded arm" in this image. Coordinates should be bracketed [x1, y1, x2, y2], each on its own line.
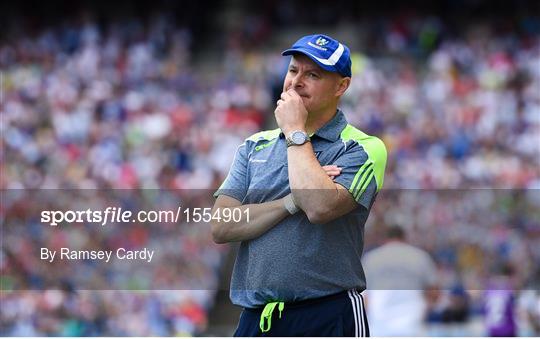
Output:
[287, 143, 358, 224]
[211, 165, 343, 243]
[210, 194, 290, 244]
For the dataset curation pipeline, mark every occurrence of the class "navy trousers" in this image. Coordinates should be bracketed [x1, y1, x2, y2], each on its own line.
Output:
[234, 290, 369, 337]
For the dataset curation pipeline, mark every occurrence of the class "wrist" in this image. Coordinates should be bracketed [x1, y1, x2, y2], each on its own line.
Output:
[283, 193, 299, 215]
[285, 130, 311, 148]
[282, 126, 306, 136]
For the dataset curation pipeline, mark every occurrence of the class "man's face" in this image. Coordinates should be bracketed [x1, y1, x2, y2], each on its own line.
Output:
[283, 54, 344, 115]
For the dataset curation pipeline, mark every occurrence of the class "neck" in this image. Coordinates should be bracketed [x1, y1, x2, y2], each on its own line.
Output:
[305, 107, 338, 135]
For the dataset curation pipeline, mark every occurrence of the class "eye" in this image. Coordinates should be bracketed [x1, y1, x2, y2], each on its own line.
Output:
[288, 68, 298, 74]
[308, 72, 320, 79]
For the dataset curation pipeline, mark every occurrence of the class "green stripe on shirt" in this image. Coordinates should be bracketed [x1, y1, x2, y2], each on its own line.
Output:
[340, 124, 387, 196]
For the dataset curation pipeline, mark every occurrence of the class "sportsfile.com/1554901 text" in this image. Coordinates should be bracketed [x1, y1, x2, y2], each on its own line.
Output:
[40, 206, 250, 226]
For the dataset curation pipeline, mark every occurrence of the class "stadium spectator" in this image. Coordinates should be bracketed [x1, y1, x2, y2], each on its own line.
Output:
[363, 226, 439, 336]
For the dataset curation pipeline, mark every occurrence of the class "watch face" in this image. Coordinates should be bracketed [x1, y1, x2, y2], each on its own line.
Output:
[291, 131, 306, 144]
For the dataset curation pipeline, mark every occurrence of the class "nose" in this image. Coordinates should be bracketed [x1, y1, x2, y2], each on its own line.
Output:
[290, 73, 304, 90]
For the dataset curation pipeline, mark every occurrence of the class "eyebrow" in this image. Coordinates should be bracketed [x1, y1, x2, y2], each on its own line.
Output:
[288, 64, 321, 73]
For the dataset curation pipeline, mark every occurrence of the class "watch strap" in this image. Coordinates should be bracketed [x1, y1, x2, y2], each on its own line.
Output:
[283, 194, 299, 214]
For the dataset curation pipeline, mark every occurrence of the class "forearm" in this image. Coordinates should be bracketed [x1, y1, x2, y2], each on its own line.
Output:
[287, 143, 341, 221]
[211, 197, 290, 244]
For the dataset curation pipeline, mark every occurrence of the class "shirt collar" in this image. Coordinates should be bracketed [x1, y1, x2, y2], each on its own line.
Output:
[313, 109, 348, 141]
[279, 109, 348, 142]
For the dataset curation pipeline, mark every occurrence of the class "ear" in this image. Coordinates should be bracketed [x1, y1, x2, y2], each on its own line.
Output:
[335, 77, 351, 97]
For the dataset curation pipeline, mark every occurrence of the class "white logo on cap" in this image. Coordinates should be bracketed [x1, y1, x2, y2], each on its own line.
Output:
[315, 37, 329, 46]
[307, 42, 328, 51]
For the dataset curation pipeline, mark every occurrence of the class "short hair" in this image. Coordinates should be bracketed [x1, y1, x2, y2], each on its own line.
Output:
[494, 263, 514, 277]
[386, 225, 406, 240]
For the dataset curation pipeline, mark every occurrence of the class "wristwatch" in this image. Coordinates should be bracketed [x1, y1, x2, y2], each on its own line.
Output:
[286, 130, 310, 147]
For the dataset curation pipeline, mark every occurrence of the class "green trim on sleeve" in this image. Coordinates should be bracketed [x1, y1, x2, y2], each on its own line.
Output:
[351, 162, 373, 194]
[356, 171, 375, 200]
[246, 128, 281, 142]
[340, 124, 387, 196]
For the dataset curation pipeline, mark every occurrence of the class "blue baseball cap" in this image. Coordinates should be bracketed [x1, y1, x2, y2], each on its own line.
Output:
[282, 34, 352, 77]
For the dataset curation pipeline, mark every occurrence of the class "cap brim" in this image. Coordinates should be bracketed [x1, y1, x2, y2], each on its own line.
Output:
[282, 48, 338, 74]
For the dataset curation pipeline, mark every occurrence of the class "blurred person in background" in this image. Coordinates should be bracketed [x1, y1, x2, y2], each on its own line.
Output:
[363, 225, 439, 336]
[427, 281, 470, 336]
[483, 263, 518, 337]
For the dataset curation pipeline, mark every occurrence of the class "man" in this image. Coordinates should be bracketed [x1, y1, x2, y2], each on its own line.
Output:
[483, 264, 517, 337]
[362, 226, 439, 337]
[211, 34, 387, 336]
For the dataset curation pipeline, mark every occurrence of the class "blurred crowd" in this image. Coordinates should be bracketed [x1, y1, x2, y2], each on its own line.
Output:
[1, 290, 212, 336]
[1, 5, 539, 336]
[344, 34, 540, 189]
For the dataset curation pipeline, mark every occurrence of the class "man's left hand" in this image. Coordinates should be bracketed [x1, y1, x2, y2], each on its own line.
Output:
[274, 89, 308, 135]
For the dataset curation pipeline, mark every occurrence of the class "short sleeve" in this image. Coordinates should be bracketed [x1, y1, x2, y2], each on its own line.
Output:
[213, 142, 249, 202]
[420, 252, 438, 287]
[332, 136, 386, 210]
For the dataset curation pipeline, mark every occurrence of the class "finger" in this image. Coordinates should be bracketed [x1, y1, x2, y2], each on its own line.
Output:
[287, 88, 301, 99]
[322, 165, 341, 172]
[324, 169, 340, 176]
[330, 176, 335, 180]
[276, 99, 284, 106]
[280, 91, 291, 101]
